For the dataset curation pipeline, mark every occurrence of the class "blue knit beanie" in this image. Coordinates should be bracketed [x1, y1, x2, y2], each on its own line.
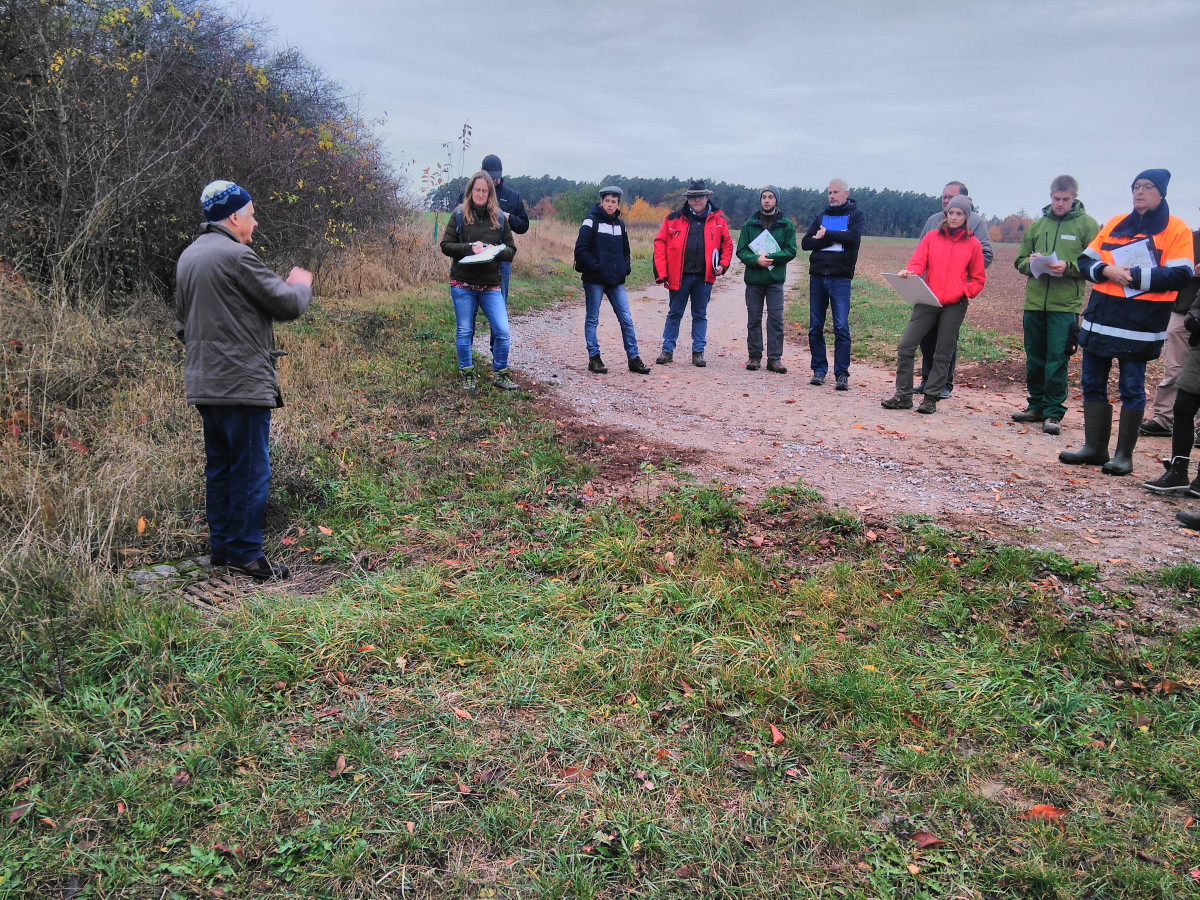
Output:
[200, 180, 252, 222]
[1132, 169, 1170, 196]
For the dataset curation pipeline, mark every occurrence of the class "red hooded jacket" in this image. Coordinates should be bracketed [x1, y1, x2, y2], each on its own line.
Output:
[653, 205, 734, 290]
[905, 226, 986, 305]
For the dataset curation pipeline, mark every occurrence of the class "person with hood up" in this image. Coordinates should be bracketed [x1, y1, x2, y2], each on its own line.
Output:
[574, 186, 650, 375]
[652, 180, 733, 367]
[1011, 174, 1100, 435]
[735, 185, 797, 373]
[801, 178, 865, 390]
[881, 195, 986, 415]
[1058, 168, 1195, 476]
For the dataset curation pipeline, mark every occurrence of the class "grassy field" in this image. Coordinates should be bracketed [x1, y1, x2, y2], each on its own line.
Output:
[1, 223, 1198, 898]
[786, 236, 1024, 367]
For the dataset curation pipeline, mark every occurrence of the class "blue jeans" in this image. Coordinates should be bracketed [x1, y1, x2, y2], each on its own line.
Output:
[1080, 350, 1147, 410]
[584, 282, 639, 359]
[808, 275, 852, 378]
[198, 405, 272, 565]
[451, 284, 510, 370]
[662, 275, 713, 354]
[490, 261, 513, 356]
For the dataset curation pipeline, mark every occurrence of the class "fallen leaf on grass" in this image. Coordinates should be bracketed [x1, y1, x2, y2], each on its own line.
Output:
[560, 766, 593, 783]
[314, 707, 342, 719]
[784, 768, 801, 778]
[769, 723, 785, 745]
[1019, 805, 1068, 829]
[663, 551, 675, 567]
[170, 770, 191, 790]
[329, 755, 350, 778]
[452, 707, 473, 720]
[865, 530, 877, 541]
[317, 525, 333, 536]
[910, 831, 945, 849]
[136, 516, 146, 535]
[1082, 537, 1101, 544]
[633, 770, 656, 791]
[907, 864, 921, 875]
[749, 535, 764, 547]
[356, 644, 375, 653]
[280, 537, 297, 546]
[8, 801, 33, 822]
[406, 821, 416, 834]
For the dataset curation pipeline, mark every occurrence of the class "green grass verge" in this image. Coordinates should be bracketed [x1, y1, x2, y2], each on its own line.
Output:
[1, 272, 1198, 898]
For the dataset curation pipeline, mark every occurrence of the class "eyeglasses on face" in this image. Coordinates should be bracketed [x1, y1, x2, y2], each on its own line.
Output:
[1132, 182, 1159, 193]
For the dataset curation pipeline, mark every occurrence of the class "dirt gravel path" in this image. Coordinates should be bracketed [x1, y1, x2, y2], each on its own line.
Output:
[511, 257, 1200, 572]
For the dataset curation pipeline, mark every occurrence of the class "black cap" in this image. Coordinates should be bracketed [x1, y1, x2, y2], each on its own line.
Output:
[481, 155, 503, 180]
[684, 179, 712, 197]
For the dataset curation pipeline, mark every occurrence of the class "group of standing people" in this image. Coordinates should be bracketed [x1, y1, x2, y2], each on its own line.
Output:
[172, 161, 1199, 583]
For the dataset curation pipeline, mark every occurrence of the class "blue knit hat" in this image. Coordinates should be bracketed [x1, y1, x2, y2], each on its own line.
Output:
[761, 185, 782, 207]
[1132, 169, 1170, 196]
[200, 180, 252, 222]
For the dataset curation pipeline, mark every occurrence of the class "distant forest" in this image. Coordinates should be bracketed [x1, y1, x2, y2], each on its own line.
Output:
[428, 175, 949, 239]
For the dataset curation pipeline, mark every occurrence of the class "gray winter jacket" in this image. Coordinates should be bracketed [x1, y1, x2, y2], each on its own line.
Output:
[174, 222, 312, 407]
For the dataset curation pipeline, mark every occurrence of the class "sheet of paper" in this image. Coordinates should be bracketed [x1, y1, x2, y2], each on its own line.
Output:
[1111, 238, 1155, 297]
[746, 228, 780, 270]
[459, 244, 504, 264]
[882, 272, 942, 306]
[1030, 252, 1060, 278]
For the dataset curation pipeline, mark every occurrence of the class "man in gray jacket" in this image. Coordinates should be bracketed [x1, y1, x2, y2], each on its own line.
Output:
[916, 181, 994, 397]
[175, 180, 313, 580]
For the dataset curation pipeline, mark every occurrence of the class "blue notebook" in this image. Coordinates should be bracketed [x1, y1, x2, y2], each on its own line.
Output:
[820, 215, 849, 252]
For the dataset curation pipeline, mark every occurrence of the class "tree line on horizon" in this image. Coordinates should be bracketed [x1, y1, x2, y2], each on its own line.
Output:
[428, 175, 953, 239]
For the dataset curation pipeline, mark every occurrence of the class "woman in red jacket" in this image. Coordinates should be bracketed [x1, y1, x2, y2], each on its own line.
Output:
[882, 195, 986, 414]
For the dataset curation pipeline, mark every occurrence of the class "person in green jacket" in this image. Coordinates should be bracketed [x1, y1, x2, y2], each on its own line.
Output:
[1012, 175, 1100, 434]
[735, 186, 797, 372]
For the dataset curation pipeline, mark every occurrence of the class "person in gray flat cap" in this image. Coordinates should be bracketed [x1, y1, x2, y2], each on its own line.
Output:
[573, 186, 650, 374]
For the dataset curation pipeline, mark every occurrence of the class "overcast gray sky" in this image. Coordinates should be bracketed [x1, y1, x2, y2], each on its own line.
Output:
[233, 0, 1199, 225]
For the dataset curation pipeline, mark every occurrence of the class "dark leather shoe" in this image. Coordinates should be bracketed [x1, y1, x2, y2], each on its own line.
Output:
[1176, 508, 1200, 529]
[209, 554, 227, 568]
[881, 395, 912, 410]
[229, 556, 290, 581]
[627, 356, 650, 374]
[1139, 420, 1172, 437]
[766, 360, 787, 374]
[917, 396, 938, 414]
[655, 351, 673, 365]
[835, 374, 849, 391]
[809, 374, 824, 386]
[588, 355, 608, 374]
[1012, 408, 1045, 423]
[745, 359, 761, 371]
[692, 352, 706, 367]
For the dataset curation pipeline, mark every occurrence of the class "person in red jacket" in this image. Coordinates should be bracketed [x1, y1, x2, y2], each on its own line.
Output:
[652, 180, 733, 367]
[881, 195, 986, 415]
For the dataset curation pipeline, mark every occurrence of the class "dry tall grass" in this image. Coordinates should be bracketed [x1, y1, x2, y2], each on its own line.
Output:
[317, 214, 446, 296]
[514, 216, 657, 276]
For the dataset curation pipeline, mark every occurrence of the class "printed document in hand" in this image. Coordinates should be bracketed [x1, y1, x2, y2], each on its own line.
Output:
[883, 272, 941, 306]
[459, 244, 504, 264]
[1030, 252, 1060, 278]
[746, 228, 781, 269]
[1111, 238, 1155, 297]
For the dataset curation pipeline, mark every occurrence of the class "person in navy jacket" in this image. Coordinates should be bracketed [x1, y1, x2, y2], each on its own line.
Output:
[574, 187, 650, 374]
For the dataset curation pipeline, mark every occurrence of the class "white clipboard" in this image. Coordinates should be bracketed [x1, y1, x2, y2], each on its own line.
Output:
[882, 272, 941, 306]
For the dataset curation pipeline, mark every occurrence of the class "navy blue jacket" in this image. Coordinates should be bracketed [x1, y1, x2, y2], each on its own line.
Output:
[458, 181, 529, 234]
[574, 203, 631, 287]
[801, 199, 865, 279]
